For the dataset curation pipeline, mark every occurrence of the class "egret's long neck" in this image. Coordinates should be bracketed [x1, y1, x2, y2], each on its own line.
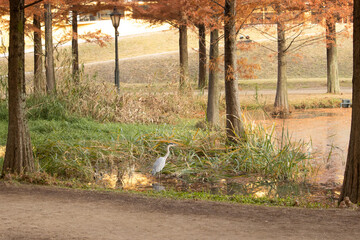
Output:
[164, 145, 172, 159]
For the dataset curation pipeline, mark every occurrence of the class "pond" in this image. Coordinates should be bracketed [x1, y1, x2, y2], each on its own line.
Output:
[261, 108, 351, 185]
[121, 108, 351, 201]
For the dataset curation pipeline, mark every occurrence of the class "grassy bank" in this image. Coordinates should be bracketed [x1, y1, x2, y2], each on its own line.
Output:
[0, 86, 312, 182]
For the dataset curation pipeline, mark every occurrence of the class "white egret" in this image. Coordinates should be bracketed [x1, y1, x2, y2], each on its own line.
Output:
[151, 143, 176, 180]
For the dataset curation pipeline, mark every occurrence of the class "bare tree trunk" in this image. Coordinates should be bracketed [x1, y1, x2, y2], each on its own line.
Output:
[340, 0, 360, 204]
[274, 20, 289, 117]
[326, 18, 340, 93]
[33, 13, 44, 94]
[179, 23, 189, 90]
[44, 3, 56, 94]
[198, 24, 206, 89]
[72, 9, 79, 81]
[207, 29, 220, 127]
[2, 0, 35, 175]
[224, 0, 244, 141]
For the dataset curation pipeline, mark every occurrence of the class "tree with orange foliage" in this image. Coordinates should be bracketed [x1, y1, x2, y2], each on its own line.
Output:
[132, 0, 192, 90]
[219, 0, 260, 141]
[64, 1, 126, 81]
[185, 0, 221, 124]
[252, 1, 311, 117]
[27, 0, 116, 89]
[186, 0, 213, 90]
[309, 0, 352, 94]
[130, 0, 260, 139]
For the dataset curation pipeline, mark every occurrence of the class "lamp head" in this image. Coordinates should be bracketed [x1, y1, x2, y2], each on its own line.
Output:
[110, 7, 123, 30]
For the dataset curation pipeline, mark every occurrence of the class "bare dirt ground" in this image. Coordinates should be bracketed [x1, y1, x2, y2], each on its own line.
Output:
[1, 183, 360, 240]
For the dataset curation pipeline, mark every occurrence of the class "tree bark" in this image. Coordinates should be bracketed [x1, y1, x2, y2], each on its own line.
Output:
[179, 23, 189, 90]
[340, 0, 360, 204]
[274, 19, 289, 117]
[224, 0, 244, 141]
[198, 24, 206, 89]
[2, 0, 35, 175]
[207, 29, 220, 127]
[72, 9, 79, 81]
[33, 13, 44, 94]
[44, 3, 56, 94]
[326, 18, 340, 93]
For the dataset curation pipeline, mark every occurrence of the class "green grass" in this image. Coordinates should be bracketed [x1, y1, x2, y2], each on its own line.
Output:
[137, 188, 332, 208]
[142, 188, 299, 206]
[0, 92, 312, 184]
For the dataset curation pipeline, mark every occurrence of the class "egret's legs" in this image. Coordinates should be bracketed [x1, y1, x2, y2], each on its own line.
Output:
[159, 171, 161, 184]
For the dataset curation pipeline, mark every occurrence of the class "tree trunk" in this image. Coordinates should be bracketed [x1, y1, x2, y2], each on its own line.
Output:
[340, 0, 360, 204]
[198, 24, 206, 89]
[207, 29, 220, 127]
[33, 13, 44, 94]
[179, 23, 189, 90]
[274, 20, 289, 117]
[224, 0, 244, 141]
[2, 0, 35, 175]
[44, 3, 56, 94]
[72, 9, 79, 81]
[326, 18, 340, 93]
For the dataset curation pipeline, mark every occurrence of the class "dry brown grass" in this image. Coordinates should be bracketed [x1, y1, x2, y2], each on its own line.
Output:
[56, 74, 205, 124]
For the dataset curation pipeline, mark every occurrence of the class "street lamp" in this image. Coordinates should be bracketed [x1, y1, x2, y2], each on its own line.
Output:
[110, 7, 123, 92]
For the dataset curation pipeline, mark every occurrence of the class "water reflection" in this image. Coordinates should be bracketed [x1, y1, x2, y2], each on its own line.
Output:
[257, 108, 351, 185]
[152, 183, 165, 192]
[121, 171, 152, 190]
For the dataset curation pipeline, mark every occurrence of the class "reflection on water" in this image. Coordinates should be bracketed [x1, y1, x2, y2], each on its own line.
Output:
[259, 108, 351, 184]
[121, 171, 152, 190]
[0, 146, 5, 158]
[152, 183, 165, 192]
[225, 179, 309, 199]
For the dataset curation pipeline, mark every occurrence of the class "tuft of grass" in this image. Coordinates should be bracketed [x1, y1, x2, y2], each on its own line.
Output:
[26, 95, 71, 121]
[292, 97, 342, 109]
[143, 188, 298, 206]
[161, 120, 312, 182]
[135, 188, 331, 208]
[0, 100, 8, 121]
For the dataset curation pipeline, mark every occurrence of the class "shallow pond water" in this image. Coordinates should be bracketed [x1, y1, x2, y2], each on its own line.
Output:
[260, 108, 351, 185]
[122, 108, 351, 200]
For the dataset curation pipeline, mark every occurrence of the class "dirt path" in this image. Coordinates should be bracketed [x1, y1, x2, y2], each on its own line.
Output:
[1, 183, 360, 240]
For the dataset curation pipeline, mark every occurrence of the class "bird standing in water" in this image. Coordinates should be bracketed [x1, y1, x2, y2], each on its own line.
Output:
[151, 143, 176, 181]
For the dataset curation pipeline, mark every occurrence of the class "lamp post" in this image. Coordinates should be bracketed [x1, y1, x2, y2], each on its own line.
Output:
[110, 7, 123, 92]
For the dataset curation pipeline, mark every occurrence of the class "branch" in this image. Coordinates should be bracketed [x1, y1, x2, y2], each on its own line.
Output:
[250, 25, 277, 41]
[210, 0, 225, 10]
[284, 29, 303, 53]
[236, 7, 257, 36]
[24, 0, 44, 9]
[287, 36, 325, 53]
[255, 42, 277, 53]
[284, 22, 305, 33]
